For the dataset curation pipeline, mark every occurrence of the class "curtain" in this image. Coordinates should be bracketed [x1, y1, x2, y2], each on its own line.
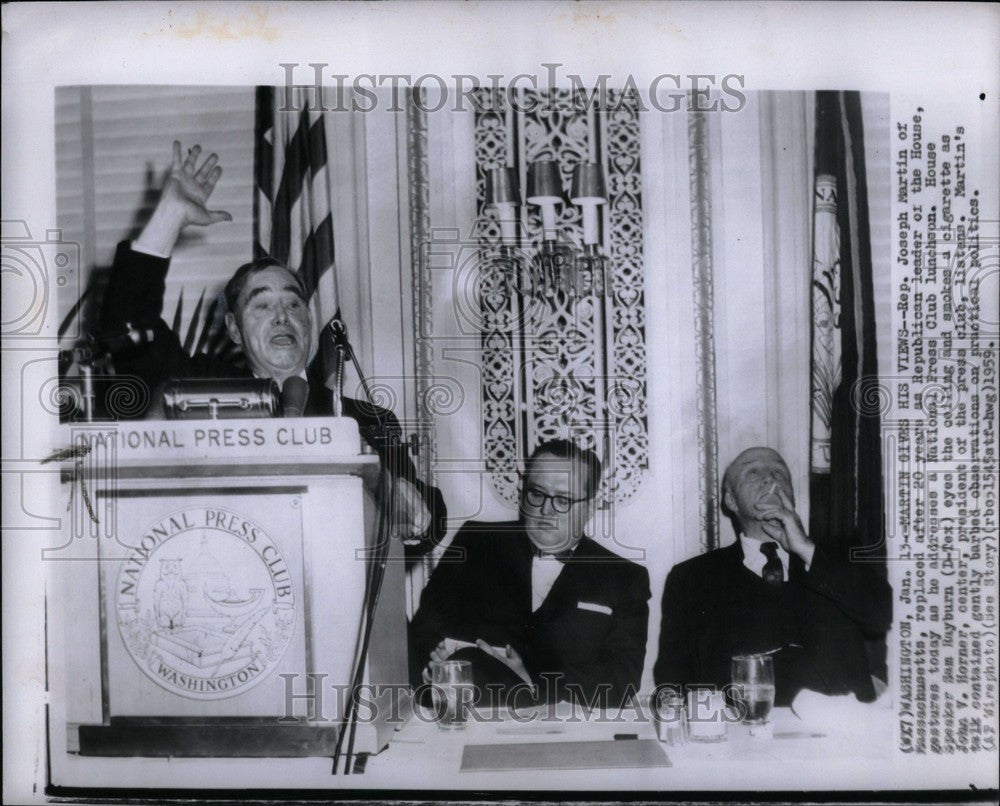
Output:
[808, 91, 884, 554]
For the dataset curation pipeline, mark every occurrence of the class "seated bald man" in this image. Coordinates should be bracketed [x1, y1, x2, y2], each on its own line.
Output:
[98, 141, 445, 554]
[409, 440, 650, 708]
[653, 447, 892, 706]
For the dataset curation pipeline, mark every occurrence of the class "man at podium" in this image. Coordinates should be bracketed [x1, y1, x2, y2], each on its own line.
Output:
[98, 141, 445, 554]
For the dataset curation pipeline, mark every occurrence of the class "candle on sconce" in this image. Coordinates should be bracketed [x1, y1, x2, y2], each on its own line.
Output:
[496, 203, 517, 244]
[571, 162, 607, 246]
[540, 205, 557, 238]
[527, 160, 563, 241]
[486, 167, 520, 245]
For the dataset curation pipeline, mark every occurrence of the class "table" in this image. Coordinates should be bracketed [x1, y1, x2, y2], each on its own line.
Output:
[56, 697, 982, 792]
[363, 702, 896, 790]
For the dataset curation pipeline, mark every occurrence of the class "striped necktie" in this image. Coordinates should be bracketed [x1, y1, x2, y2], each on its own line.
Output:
[759, 541, 784, 587]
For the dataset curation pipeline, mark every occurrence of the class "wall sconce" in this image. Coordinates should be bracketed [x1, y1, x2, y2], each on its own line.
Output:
[485, 159, 609, 300]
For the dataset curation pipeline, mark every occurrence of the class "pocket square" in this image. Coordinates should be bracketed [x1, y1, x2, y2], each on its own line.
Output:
[577, 601, 612, 616]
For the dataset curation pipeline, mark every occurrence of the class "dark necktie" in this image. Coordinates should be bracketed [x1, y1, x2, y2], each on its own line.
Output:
[759, 541, 784, 587]
[281, 376, 310, 417]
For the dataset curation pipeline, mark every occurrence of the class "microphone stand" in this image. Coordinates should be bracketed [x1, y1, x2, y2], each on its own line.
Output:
[330, 322, 388, 441]
[79, 364, 96, 423]
[331, 344, 345, 418]
[60, 335, 115, 423]
[59, 322, 157, 423]
[330, 329, 396, 775]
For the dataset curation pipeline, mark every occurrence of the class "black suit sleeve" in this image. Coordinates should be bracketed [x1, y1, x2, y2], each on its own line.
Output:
[799, 546, 893, 637]
[407, 527, 477, 687]
[98, 242, 231, 416]
[100, 241, 172, 330]
[552, 565, 651, 707]
[653, 564, 697, 690]
[346, 399, 447, 554]
[380, 413, 447, 554]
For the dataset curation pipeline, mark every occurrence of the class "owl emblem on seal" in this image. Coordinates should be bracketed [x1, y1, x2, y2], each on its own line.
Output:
[153, 558, 189, 630]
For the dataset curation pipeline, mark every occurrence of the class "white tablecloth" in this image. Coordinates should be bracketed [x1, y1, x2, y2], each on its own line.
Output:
[364, 701, 895, 790]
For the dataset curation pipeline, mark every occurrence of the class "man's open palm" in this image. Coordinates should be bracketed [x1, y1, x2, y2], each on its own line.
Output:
[162, 141, 232, 227]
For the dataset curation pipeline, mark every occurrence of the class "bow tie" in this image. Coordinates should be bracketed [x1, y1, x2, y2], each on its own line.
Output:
[759, 541, 784, 587]
[532, 546, 576, 563]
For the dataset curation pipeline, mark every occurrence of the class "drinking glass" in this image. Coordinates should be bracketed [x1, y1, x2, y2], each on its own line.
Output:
[652, 688, 686, 746]
[685, 688, 728, 743]
[731, 653, 776, 725]
[429, 660, 474, 730]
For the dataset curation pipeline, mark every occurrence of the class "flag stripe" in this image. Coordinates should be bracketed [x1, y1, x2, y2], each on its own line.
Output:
[298, 213, 335, 300]
[271, 109, 328, 265]
[253, 86, 275, 260]
[253, 82, 339, 353]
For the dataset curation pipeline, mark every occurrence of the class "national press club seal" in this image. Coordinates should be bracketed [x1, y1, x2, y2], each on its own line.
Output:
[115, 507, 296, 700]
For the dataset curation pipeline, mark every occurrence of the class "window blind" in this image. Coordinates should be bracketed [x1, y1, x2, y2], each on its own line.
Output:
[55, 85, 255, 338]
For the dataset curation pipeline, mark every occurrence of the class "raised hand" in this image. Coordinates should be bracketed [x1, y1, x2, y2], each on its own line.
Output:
[133, 141, 233, 258]
[392, 476, 432, 539]
[421, 640, 450, 684]
[756, 486, 815, 566]
[161, 142, 232, 227]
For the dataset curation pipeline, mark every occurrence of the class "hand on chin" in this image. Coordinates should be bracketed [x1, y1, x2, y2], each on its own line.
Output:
[759, 519, 788, 550]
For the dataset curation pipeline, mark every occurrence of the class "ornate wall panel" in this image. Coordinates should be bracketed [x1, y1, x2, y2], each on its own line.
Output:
[473, 89, 650, 508]
[406, 93, 435, 480]
[687, 110, 721, 551]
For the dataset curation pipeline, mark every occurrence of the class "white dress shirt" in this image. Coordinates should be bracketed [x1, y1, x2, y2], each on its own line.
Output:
[531, 554, 567, 612]
[740, 534, 791, 582]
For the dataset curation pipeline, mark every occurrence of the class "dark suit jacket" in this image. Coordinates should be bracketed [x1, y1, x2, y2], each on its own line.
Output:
[653, 540, 892, 705]
[99, 241, 446, 552]
[409, 520, 651, 707]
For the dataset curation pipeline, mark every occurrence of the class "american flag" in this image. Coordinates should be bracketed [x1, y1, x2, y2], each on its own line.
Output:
[254, 85, 339, 340]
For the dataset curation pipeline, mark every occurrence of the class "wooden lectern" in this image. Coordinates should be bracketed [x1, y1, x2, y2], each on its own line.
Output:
[49, 417, 410, 761]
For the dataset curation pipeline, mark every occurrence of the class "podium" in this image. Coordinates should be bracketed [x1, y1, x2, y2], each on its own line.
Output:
[49, 417, 410, 761]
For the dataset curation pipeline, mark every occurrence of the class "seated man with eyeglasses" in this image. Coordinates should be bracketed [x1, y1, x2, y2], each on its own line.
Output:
[409, 439, 650, 709]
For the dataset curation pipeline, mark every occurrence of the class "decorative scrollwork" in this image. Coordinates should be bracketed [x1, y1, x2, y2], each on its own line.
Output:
[688, 108, 720, 550]
[850, 375, 894, 418]
[41, 376, 84, 418]
[359, 382, 398, 413]
[407, 92, 442, 500]
[423, 379, 466, 417]
[475, 88, 650, 507]
[104, 376, 150, 418]
[918, 382, 959, 418]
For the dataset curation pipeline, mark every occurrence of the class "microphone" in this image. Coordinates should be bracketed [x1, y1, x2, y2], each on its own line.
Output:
[281, 376, 309, 418]
[60, 322, 157, 367]
[321, 318, 348, 418]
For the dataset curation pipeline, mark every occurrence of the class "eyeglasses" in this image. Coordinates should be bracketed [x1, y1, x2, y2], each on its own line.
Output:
[522, 486, 590, 514]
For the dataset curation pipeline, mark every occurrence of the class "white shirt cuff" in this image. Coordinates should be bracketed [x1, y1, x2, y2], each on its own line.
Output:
[129, 239, 172, 260]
